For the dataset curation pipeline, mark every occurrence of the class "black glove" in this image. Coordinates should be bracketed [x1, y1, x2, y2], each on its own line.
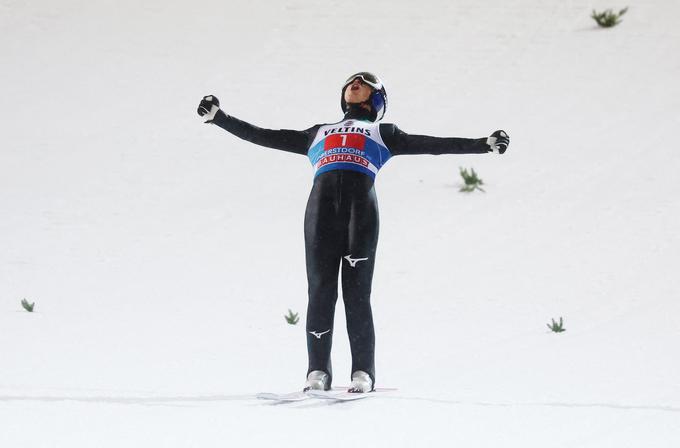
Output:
[486, 130, 509, 154]
[197, 95, 220, 123]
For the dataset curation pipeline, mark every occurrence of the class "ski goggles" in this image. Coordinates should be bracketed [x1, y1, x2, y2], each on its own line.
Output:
[343, 72, 383, 90]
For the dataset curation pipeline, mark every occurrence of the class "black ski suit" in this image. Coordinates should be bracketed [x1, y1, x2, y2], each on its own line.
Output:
[210, 105, 491, 388]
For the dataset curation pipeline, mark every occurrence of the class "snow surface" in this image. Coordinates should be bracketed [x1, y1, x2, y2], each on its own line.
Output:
[2, 0, 680, 446]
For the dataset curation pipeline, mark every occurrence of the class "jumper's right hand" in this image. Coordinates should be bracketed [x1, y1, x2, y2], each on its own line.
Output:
[197, 95, 220, 123]
[486, 130, 509, 154]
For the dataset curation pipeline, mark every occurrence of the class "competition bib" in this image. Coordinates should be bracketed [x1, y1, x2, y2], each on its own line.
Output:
[307, 120, 392, 179]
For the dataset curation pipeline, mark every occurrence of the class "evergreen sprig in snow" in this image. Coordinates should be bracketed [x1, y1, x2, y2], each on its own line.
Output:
[285, 309, 300, 325]
[459, 167, 485, 193]
[21, 298, 35, 312]
[547, 317, 566, 333]
[591, 7, 628, 28]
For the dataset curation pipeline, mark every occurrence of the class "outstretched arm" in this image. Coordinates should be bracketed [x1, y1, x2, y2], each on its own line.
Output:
[380, 124, 509, 155]
[211, 111, 316, 155]
[197, 95, 315, 156]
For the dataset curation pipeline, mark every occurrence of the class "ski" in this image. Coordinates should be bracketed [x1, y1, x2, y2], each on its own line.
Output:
[306, 389, 371, 401]
[256, 391, 310, 402]
[257, 387, 397, 402]
[307, 387, 397, 401]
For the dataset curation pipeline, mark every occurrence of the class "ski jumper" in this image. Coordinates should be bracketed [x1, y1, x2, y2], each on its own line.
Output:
[210, 105, 490, 388]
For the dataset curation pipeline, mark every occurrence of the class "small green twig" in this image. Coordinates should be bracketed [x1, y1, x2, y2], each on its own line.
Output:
[285, 309, 299, 325]
[21, 298, 35, 312]
[547, 317, 566, 333]
[459, 167, 485, 193]
[591, 7, 628, 28]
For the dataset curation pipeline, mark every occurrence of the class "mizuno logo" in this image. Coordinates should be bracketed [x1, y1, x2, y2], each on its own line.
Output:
[344, 254, 369, 267]
[309, 329, 330, 339]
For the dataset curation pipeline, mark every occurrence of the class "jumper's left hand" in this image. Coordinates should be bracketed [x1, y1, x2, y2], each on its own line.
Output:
[486, 130, 509, 154]
[197, 95, 221, 123]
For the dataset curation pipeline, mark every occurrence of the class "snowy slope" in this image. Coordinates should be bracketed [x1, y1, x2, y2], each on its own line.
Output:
[1, 0, 679, 446]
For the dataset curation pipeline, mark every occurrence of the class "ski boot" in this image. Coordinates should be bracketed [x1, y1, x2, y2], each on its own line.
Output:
[347, 370, 373, 393]
[303, 370, 330, 391]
